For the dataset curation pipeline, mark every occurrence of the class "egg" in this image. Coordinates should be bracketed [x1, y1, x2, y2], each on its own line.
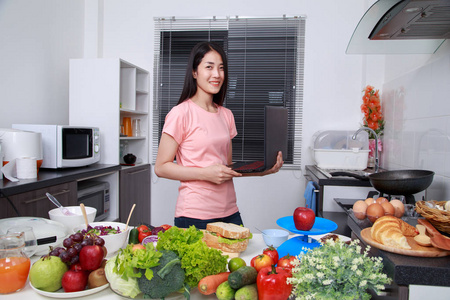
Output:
[390, 199, 405, 218]
[381, 201, 395, 216]
[352, 200, 368, 220]
[376, 197, 389, 205]
[366, 203, 385, 223]
[364, 197, 376, 206]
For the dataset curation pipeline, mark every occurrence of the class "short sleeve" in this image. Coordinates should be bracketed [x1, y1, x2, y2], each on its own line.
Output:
[162, 106, 185, 145]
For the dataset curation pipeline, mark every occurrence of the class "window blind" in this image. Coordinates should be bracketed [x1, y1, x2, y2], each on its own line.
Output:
[153, 16, 305, 168]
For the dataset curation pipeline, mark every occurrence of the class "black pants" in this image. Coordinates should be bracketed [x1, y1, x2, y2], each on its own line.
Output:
[174, 211, 243, 230]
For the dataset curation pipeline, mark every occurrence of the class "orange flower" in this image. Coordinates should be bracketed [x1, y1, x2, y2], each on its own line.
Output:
[360, 85, 384, 139]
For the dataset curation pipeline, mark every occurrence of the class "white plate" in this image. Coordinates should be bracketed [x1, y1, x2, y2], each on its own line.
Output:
[29, 282, 109, 298]
[111, 285, 195, 300]
[0, 217, 70, 256]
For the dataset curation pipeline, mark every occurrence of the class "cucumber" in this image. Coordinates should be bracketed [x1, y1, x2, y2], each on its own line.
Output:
[128, 228, 139, 244]
[228, 266, 257, 290]
[235, 283, 258, 300]
[216, 281, 236, 300]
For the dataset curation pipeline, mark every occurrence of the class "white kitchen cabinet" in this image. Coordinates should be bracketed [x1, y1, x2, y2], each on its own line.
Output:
[69, 58, 150, 222]
[69, 58, 150, 165]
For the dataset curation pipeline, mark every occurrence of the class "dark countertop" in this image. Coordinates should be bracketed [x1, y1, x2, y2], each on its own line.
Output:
[305, 165, 376, 187]
[347, 211, 450, 287]
[0, 163, 121, 196]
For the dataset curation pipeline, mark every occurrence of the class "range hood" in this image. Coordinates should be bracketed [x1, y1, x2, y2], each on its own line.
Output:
[347, 0, 450, 54]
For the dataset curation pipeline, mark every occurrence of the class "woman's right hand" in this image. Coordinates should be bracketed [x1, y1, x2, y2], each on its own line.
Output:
[203, 164, 242, 185]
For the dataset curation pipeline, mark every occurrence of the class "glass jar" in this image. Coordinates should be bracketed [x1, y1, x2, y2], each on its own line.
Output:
[0, 234, 31, 294]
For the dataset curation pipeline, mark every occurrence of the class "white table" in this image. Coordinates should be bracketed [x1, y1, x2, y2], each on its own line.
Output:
[5, 233, 306, 300]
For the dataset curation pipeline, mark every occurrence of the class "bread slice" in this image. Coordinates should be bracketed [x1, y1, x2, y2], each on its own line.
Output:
[206, 222, 251, 240]
[202, 231, 249, 253]
[370, 216, 417, 250]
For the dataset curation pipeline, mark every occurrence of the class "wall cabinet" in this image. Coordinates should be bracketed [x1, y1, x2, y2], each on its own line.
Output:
[0, 182, 77, 219]
[119, 164, 151, 226]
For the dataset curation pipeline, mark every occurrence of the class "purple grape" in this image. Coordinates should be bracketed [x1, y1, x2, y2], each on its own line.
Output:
[73, 243, 83, 253]
[59, 251, 70, 263]
[49, 250, 60, 256]
[94, 238, 105, 247]
[72, 233, 83, 243]
[63, 238, 73, 248]
[70, 256, 79, 265]
[67, 247, 78, 258]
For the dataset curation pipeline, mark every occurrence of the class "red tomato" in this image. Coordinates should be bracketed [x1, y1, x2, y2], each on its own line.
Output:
[277, 254, 296, 272]
[250, 254, 274, 272]
[137, 225, 151, 243]
[161, 224, 172, 231]
[263, 246, 279, 264]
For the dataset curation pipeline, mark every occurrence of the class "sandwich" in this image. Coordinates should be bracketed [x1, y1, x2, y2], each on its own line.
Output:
[203, 222, 252, 253]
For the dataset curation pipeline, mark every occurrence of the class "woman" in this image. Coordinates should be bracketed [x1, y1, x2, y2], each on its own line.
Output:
[154, 42, 283, 229]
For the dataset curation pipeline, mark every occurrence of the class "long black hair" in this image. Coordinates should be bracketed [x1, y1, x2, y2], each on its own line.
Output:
[177, 42, 228, 106]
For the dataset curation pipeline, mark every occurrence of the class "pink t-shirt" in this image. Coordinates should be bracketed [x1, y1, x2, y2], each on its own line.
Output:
[162, 99, 238, 219]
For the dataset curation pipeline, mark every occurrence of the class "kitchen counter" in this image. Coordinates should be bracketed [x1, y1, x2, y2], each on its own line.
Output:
[347, 212, 450, 287]
[0, 164, 121, 197]
[305, 165, 376, 187]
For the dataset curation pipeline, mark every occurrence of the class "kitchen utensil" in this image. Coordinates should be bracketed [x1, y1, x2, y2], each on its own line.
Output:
[414, 224, 432, 247]
[368, 170, 434, 204]
[79, 203, 89, 229]
[123, 117, 132, 137]
[261, 229, 289, 248]
[72, 222, 130, 254]
[125, 204, 136, 231]
[417, 219, 450, 251]
[123, 153, 136, 164]
[46, 192, 74, 216]
[6, 226, 37, 257]
[48, 206, 96, 231]
[360, 228, 449, 257]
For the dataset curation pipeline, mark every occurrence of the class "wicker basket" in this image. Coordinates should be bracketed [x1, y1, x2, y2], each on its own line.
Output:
[415, 200, 450, 234]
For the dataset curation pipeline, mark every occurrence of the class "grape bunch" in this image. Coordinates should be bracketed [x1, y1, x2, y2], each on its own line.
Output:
[49, 232, 105, 265]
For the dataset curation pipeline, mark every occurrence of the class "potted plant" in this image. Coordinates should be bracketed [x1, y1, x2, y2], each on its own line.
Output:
[288, 239, 392, 300]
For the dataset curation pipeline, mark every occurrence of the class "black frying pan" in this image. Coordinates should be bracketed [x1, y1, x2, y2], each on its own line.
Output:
[368, 170, 434, 204]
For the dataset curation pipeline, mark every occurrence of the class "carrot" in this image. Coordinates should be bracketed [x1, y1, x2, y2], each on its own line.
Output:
[198, 272, 231, 295]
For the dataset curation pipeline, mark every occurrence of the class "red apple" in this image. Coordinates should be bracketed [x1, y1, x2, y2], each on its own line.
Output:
[293, 207, 315, 231]
[79, 245, 104, 271]
[61, 270, 88, 292]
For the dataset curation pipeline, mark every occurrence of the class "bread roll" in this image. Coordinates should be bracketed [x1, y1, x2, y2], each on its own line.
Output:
[370, 216, 418, 250]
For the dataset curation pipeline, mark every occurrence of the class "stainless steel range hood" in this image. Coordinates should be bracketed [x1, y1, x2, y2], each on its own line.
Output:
[347, 0, 450, 54]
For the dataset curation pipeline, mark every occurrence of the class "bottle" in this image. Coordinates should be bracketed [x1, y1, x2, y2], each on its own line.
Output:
[0, 233, 31, 294]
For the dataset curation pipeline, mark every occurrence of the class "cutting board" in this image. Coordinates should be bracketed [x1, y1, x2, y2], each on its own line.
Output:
[360, 228, 450, 257]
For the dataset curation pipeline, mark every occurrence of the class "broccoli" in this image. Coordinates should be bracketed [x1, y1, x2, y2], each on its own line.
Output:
[137, 250, 186, 299]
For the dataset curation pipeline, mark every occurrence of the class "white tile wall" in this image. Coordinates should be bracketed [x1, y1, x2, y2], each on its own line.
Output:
[382, 53, 450, 201]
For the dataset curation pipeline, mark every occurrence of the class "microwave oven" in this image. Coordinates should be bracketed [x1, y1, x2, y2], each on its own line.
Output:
[77, 180, 110, 221]
[12, 124, 100, 168]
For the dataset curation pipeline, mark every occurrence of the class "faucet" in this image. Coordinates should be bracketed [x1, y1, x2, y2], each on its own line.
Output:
[352, 127, 379, 173]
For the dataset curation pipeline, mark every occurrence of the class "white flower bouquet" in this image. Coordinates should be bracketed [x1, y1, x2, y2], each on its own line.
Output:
[288, 239, 392, 300]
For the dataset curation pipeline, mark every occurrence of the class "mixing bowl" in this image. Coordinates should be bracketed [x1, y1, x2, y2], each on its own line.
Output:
[48, 206, 96, 230]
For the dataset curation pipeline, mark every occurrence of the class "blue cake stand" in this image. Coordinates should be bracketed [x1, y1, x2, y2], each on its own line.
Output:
[276, 216, 338, 258]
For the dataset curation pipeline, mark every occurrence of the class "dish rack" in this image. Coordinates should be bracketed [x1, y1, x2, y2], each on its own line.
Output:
[415, 200, 450, 234]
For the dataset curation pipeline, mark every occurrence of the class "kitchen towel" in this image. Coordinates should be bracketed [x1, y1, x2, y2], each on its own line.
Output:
[304, 181, 319, 215]
[16, 157, 37, 179]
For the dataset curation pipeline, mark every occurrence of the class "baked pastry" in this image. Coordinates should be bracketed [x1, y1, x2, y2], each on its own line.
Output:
[370, 216, 418, 249]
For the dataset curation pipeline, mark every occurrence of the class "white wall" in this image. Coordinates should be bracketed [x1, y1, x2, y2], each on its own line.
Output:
[0, 0, 84, 127]
[97, 0, 379, 229]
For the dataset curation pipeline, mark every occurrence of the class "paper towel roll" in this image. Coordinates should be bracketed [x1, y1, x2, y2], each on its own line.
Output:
[16, 157, 37, 179]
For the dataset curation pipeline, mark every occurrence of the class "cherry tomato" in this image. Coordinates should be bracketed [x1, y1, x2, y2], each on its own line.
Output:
[263, 246, 279, 264]
[250, 254, 274, 272]
[277, 254, 296, 272]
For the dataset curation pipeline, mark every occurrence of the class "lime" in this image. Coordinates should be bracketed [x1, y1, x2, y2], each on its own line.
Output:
[228, 257, 246, 272]
[29, 256, 68, 292]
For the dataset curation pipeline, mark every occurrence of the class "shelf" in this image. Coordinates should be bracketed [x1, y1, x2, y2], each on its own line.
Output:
[120, 108, 148, 115]
[120, 136, 146, 140]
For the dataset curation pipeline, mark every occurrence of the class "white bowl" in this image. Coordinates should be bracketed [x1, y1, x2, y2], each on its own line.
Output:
[262, 229, 289, 248]
[48, 206, 96, 230]
[72, 221, 129, 255]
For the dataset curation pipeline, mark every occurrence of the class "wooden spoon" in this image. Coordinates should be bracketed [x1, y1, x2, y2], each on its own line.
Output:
[417, 219, 450, 251]
[125, 204, 136, 231]
[80, 203, 89, 229]
[414, 224, 431, 247]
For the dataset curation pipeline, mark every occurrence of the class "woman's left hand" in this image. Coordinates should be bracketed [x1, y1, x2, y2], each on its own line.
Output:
[263, 151, 284, 175]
